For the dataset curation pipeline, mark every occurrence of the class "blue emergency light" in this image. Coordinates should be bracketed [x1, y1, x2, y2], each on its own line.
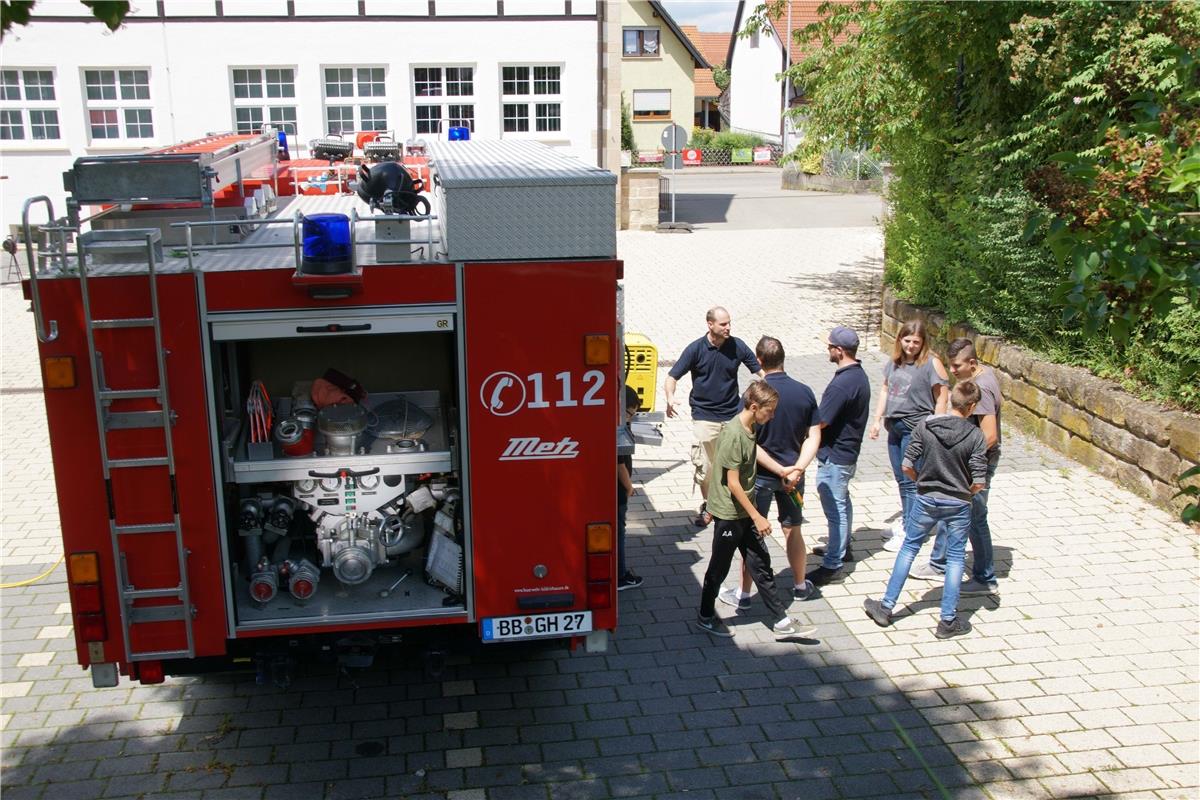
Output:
[300, 213, 352, 274]
[448, 126, 470, 141]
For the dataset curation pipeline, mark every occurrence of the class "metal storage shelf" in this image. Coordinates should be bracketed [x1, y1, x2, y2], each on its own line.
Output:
[231, 390, 452, 484]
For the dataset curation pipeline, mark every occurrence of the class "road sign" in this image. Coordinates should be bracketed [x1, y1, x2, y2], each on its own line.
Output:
[682, 148, 702, 166]
[660, 123, 688, 170]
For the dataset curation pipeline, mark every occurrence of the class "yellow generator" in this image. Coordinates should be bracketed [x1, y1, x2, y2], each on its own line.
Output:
[623, 332, 657, 412]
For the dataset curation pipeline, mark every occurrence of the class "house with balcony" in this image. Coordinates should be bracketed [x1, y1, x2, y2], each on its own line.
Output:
[619, 1, 708, 157]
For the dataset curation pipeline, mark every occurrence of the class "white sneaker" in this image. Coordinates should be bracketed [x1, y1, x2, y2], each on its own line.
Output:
[883, 534, 903, 552]
[773, 617, 817, 638]
[890, 520, 906, 539]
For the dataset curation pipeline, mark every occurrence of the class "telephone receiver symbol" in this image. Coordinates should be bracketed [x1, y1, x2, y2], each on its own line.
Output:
[489, 377, 515, 411]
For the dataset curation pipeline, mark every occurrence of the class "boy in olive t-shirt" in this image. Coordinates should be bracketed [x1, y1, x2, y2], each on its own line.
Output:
[696, 383, 816, 640]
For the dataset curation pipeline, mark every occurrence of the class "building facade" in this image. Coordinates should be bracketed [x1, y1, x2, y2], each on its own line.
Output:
[1, 0, 619, 228]
[619, 1, 704, 156]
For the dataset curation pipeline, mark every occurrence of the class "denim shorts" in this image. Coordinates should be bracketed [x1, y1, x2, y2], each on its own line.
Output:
[753, 475, 804, 527]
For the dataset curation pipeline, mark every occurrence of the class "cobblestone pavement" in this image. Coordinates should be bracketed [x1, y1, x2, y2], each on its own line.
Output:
[1, 223, 1198, 800]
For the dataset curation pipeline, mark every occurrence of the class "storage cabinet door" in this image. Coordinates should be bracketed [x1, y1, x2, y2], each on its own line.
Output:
[464, 261, 621, 632]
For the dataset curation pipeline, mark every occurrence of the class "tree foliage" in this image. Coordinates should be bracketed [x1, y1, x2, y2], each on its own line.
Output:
[747, 0, 1200, 410]
[1, 1, 130, 39]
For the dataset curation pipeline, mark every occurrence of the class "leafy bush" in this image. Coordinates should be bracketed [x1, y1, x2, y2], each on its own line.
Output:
[689, 127, 717, 148]
[752, 0, 1200, 411]
[712, 130, 766, 150]
[620, 93, 636, 156]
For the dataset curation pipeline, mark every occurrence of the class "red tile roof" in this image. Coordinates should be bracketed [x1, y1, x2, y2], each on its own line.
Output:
[768, 0, 857, 63]
[679, 25, 732, 100]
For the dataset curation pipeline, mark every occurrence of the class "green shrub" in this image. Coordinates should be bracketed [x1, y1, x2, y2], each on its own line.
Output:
[689, 127, 717, 148]
[712, 130, 765, 150]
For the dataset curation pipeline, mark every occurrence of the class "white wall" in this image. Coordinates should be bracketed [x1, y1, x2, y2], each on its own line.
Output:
[728, 21, 784, 143]
[0, 12, 600, 228]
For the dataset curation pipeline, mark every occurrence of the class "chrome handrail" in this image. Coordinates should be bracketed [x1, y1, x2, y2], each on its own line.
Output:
[21, 196, 59, 343]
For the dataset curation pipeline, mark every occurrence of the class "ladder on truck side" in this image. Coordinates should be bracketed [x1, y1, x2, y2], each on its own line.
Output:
[77, 229, 195, 663]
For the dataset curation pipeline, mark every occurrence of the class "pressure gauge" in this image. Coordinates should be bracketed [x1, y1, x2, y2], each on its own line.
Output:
[295, 479, 317, 494]
[318, 477, 341, 492]
[357, 474, 380, 491]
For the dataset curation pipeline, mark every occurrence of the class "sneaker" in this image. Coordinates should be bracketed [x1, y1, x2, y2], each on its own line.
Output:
[882, 534, 904, 553]
[772, 617, 817, 639]
[959, 578, 999, 596]
[935, 616, 972, 639]
[812, 545, 854, 563]
[696, 614, 734, 637]
[617, 571, 644, 591]
[717, 586, 753, 610]
[908, 561, 945, 581]
[890, 520, 906, 539]
[863, 598, 893, 627]
[792, 579, 817, 601]
[806, 566, 845, 586]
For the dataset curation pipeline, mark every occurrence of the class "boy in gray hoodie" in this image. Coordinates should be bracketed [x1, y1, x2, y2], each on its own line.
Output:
[863, 381, 988, 638]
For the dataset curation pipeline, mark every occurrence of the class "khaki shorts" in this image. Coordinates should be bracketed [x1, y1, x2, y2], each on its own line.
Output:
[691, 420, 725, 490]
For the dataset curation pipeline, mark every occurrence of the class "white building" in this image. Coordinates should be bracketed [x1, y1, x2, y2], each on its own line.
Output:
[0, 0, 621, 229]
[727, 0, 850, 148]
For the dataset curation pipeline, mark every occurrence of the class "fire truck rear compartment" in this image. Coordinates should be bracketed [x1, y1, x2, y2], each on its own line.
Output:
[211, 320, 466, 630]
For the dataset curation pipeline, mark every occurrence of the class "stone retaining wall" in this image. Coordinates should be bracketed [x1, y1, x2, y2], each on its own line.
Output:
[620, 167, 660, 231]
[881, 290, 1200, 514]
[782, 164, 883, 194]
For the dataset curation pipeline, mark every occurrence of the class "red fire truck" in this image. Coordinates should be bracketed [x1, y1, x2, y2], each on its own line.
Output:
[21, 131, 636, 687]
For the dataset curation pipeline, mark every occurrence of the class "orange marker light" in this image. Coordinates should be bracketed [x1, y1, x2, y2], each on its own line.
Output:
[67, 552, 100, 585]
[586, 523, 612, 553]
[43, 356, 76, 389]
[584, 334, 610, 365]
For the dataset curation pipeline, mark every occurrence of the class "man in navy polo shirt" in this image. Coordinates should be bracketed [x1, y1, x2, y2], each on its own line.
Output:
[664, 306, 763, 527]
[809, 326, 871, 585]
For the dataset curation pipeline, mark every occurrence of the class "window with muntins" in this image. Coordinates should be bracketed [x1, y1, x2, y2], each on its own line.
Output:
[0, 69, 61, 140]
[501, 65, 562, 135]
[413, 66, 475, 134]
[83, 68, 153, 141]
[231, 67, 297, 134]
[323, 66, 387, 133]
[623, 28, 660, 57]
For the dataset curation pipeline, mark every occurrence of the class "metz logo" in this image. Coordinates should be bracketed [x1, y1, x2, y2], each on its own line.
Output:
[500, 436, 580, 461]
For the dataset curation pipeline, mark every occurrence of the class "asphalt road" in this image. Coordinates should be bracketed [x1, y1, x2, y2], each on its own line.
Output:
[658, 168, 883, 230]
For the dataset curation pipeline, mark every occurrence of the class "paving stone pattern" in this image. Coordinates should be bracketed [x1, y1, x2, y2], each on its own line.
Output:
[1, 227, 1197, 800]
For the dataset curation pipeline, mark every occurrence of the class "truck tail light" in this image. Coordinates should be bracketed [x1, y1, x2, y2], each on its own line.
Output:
[587, 581, 611, 609]
[43, 356, 76, 389]
[586, 523, 612, 609]
[68, 552, 109, 645]
[76, 613, 107, 642]
[73, 583, 103, 614]
[137, 660, 165, 685]
[587, 553, 611, 581]
[584, 334, 611, 365]
[586, 523, 612, 554]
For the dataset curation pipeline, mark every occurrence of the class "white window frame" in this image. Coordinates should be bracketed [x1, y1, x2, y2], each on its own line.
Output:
[412, 65, 476, 135]
[82, 68, 154, 144]
[0, 68, 61, 142]
[322, 65, 388, 134]
[500, 64, 563, 137]
[230, 67, 298, 135]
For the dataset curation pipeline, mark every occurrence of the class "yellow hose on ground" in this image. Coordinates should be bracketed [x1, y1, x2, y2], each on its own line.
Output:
[0, 555, 65, 588]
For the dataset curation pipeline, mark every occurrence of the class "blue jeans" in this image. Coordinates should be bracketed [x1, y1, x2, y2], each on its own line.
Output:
[929, 460, 997, 582]
[816, 460, 855, 569]
[882, 494, 970, 621]
[886, 419, 918, 530]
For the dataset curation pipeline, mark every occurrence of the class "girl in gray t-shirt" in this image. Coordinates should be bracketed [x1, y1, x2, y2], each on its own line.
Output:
[868, 320, 949, 545]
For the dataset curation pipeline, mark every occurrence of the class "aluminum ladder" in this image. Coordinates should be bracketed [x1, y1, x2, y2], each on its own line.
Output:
[77, 229, 195, 662]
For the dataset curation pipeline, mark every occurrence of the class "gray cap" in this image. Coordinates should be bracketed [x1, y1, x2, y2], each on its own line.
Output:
[828, 326, 859, 349]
